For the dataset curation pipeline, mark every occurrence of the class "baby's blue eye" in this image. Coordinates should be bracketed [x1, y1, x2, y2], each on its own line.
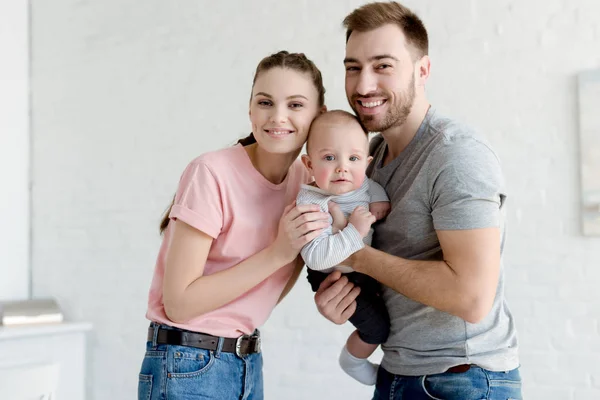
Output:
[324, 155, 335, 161]
[349, 156, 359, 161]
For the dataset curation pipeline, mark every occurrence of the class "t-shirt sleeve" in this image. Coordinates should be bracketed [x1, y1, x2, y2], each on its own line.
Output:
[367, 179, 389, 203]
[430, 138, 506, 230]
[169, 161, 223, 238]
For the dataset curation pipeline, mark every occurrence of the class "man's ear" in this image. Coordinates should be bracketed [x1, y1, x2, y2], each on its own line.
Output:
[301, 154, 313, 172]
[416, 55, 431, 87]
[319, 105, 327, 114]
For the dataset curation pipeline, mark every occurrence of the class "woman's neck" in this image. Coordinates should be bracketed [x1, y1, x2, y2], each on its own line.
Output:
[244, 143, 300, 185]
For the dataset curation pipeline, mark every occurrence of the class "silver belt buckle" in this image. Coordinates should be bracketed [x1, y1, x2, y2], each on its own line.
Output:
[235, 334, 261, 357]
[235, 335, 244, 357]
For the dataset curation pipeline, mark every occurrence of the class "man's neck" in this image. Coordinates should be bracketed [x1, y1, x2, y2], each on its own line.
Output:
[381, 97, 430, 164]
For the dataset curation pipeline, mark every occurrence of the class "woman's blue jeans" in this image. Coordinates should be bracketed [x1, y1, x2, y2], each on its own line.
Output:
[138, 323, 263, 400]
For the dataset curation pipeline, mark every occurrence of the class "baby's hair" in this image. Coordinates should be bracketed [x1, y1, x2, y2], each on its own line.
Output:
[306, 110, 367, 153]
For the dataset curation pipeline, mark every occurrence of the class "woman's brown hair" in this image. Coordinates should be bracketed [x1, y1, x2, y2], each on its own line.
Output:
[159, 50, 326, 234]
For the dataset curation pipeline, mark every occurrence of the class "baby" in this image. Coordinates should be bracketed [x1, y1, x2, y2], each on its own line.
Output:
[297, 110, 391, 385]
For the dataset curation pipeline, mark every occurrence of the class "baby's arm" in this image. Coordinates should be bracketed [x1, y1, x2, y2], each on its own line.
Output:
[368, 179, 391, 220]
[328, 201, 348, 234]
[296, 189, 364, 272]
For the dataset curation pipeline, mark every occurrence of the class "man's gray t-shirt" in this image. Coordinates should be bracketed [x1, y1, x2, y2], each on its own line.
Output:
[367, 107, 519, 376]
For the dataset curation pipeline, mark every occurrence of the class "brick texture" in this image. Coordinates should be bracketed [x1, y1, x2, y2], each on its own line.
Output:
[31, 0, 600, 399]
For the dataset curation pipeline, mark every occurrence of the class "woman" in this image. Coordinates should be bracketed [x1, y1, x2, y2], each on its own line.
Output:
[138, 51, 330, 400]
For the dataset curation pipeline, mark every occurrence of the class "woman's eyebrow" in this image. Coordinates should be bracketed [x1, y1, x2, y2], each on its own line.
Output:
[254, 92, 308, 100]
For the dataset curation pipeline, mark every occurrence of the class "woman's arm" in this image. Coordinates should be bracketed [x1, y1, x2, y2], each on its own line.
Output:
[163, 204, 329, 323]
[277, 257, 305, 305]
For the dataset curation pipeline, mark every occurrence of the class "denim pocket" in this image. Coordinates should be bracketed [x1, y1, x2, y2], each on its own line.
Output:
[487, 368, 522, 400]
[138, 374, 153, 400]
[422, 369, 488, 400]
[169, 346, 215, 378]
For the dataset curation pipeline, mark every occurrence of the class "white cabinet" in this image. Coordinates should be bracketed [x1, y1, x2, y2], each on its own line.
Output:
[0, 323, 92, 400]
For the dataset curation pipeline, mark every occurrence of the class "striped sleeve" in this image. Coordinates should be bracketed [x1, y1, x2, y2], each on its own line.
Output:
[296, 186, 365, 272]
[300, 223, 365, 271]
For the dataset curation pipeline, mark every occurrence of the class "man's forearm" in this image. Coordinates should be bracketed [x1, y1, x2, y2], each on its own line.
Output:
[350, 246, 488, 323]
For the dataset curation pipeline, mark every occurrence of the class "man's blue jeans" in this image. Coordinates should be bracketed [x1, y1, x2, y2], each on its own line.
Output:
[373, 365, 522, 400]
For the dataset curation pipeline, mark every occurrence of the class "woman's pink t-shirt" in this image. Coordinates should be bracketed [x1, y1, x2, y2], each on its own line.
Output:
[146, 144, 309, 338]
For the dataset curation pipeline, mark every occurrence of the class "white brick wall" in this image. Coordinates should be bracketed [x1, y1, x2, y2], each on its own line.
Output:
[30, 0, 600, 399]
[0, 0, 30, 301]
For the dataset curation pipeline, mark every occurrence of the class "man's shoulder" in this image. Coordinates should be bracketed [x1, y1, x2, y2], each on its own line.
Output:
[427, 110, 479, 145]
[426, 111, 500, 166]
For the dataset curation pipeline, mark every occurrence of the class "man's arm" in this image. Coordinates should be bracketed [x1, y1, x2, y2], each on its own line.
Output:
[348, 227, 501, 323]
[317, 137, 505, 324]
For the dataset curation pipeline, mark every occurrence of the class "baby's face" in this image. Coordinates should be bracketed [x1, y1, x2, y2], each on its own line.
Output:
[303, 121, 371, 195]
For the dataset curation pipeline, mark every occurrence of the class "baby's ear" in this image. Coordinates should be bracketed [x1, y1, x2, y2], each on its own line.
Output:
[367, 156, 373, 164]
[301, 154, 313, 172]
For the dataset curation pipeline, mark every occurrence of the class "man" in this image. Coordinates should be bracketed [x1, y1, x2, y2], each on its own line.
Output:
[314, 2, 521, 399]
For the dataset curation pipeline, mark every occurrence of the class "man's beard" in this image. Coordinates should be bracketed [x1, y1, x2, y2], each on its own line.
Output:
[351, 75, 416, 133]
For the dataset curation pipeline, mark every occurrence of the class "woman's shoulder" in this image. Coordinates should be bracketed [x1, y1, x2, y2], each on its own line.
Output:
[185, 144, 246, 174]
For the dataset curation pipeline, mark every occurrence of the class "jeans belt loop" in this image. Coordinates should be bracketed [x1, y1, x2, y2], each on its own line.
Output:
[215, 336, 224, 358]
[151, 323, 160, 348]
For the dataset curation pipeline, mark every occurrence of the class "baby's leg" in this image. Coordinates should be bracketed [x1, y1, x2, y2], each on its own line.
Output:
[338, 273, 390, 386]
[339, 331, 379, 385]
[347, 330, 378, 358]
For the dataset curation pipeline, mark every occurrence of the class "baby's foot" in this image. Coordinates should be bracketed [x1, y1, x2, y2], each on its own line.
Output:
[339, 345, 378, 385]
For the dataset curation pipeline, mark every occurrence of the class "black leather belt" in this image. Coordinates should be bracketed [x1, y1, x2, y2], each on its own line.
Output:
[446, 364, 472, 373]
[147, 326, 261, 357]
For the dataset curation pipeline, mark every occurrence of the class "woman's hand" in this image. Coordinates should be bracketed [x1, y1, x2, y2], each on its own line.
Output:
[270, 202, 330, 264]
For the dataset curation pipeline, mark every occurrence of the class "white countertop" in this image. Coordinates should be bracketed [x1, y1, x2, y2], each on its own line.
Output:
[0, 322, 92, 340]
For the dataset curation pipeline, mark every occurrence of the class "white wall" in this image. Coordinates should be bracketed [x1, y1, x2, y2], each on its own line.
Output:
[30, 0, 600, 399]
[0, 0, 30, 301]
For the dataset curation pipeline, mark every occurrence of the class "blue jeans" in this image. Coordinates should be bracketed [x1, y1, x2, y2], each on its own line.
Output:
[373, 365, 522, 400]
[138, 324, 264, 400]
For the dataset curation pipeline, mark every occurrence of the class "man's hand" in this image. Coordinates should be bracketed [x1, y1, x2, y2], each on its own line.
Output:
[348, 207, 376, 237]
[314, 270, 361, 324]
[369, 201, 391, 220]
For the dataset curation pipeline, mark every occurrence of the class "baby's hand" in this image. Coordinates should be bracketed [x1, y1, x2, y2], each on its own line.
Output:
[328, 201, 347, 234]
[369, 201, 391, 220]
[348, 206, 376, 238]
